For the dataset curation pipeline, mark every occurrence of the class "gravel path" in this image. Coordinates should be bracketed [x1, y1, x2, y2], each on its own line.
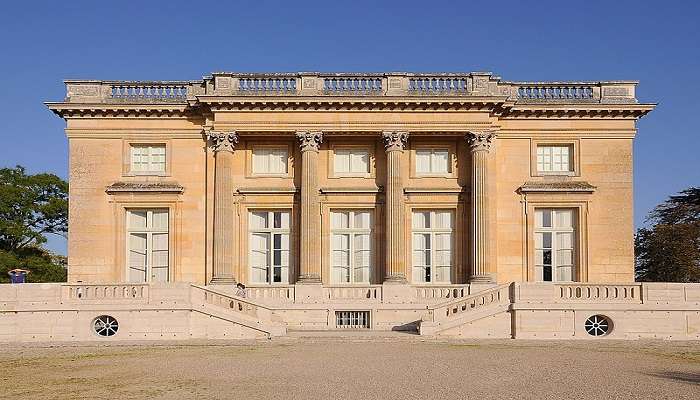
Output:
[1, 336, 698, 399]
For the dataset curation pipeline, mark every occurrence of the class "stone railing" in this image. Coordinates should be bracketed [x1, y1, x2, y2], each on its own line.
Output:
[192, 285, 274, 321]
[237, 76, 297, 94]
[557, 283, 642, 303]
[63, 284, 149, 301]
[245, 286, 295, 304]
[321, 75, 383, 95]
[323, 285, 382, 301]
[408, 76, 469, 95]
[427, 283, 512, 322]
[64, 80, 203, 103]
[414, 285, 470, 301]
[61, 73, 639, 104]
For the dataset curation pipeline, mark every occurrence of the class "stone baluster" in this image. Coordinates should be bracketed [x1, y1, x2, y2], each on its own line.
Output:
[296, 131, 323, 283]
[382, 131, 409, 283]
[466, 131, 497, 283]
[207, 131, 240, 284]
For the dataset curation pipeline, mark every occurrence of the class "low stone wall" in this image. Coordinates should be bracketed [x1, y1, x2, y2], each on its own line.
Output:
[0, 283, 272, 342]
[423, 282, 700, 340]
[2, 282, 699, 342]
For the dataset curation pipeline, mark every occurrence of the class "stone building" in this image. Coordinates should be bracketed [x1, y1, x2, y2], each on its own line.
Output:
[1, 71, 694, 341]
[47, 72, 652, 289]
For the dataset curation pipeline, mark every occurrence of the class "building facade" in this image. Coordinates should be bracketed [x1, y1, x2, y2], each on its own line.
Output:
[47, 72, 654, 291]
[1, 71, 696, 342]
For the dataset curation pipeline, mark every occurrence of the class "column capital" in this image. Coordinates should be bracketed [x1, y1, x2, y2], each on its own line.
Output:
[206, 130, 239, 153]
[466, 130, 497, 152]
[296, 131, 323, 152]
[382, 131, 409, 152]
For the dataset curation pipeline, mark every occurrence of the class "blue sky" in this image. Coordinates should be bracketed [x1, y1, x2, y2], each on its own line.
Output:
[0, 1, 698, 255]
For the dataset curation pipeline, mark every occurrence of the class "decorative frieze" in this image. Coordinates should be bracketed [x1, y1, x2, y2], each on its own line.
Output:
[206, 131, 239, 153]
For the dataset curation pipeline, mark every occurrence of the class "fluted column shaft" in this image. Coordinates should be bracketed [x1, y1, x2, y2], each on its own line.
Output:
[297, 131, 323, 283]
[382, 132, 409, 283]
[208, 131, 239, 284]
[467, 131, 496, 283]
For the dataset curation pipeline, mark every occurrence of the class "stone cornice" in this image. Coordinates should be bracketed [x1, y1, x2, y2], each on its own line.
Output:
[518, 181, 597, 193]
[46, 72, 656, 120]
[105, 182, 184, 194]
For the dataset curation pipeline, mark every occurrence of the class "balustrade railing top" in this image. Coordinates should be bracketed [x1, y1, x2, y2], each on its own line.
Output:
[61, 73, 639, 104]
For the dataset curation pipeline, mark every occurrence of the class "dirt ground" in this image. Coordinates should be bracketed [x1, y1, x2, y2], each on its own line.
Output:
[1, 335, 698, 400]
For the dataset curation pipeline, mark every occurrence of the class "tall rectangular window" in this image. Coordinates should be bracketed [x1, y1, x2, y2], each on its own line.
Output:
[126, 209, 169, 282]
[537, 145, 572, 173]
[249, 211, 290, 284]
[252, 148, 288, 174]
[331, 210, 372, 284]
[416, 149, 449, 175]
[334, 149, 370, 175]
[535, 209, 575, 282]
[130, 145, 166, 173]
[412, 210, 452, 283]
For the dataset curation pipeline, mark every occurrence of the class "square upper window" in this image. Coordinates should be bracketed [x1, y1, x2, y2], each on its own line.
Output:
[416, 149, 449, 175]
[334, 149, 369, 175]
[130, 145, 166, 174]
[537, 145, 572, 173]
[252, 148, 288, 175]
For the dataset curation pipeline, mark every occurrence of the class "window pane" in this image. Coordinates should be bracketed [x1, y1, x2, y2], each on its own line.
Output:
[332, 212, 349, 229]
[351, 151, 369, 173]
[151, 233, 169, 282]
[556, 210, 573, 229]
[412, 212, 430, 229]
[334, 150, 349, 173]
[249, 212, 268, 229]
[152, 210, 169, 230]
[127, 233, 147, 282]
[434, 211, 452, 229]
[542, 232, 552, 249]
[353, 212, 370, 229]
[557, 266, 573, 282]
[272, 149, 287, 173]
[252, 149, 267, 173]
[413, 266, 427, 283]
[432, 150, 449, 173]
[273, 212, 282, 229]
[416, 150, 431, 174]
[539, 209, 552, 228]
[128, 211, 147, 229]
[435, 265, 450, 283]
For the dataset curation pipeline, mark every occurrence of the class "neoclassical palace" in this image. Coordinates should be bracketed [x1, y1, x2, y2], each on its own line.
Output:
[2, 71, 698, 342]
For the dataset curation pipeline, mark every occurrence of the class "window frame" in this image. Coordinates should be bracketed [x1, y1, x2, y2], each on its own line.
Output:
[248, 210, 291, 285]
[534, 208, 576, 282]
[122, 140, 171, 177]
[250, 145, 290, 177]
[411, 210, 454, 284]
[330, 210, 373, 284]
[530, 139, 579, 177]
[332, 148, 371, 177]
[125, 209, 170, 283]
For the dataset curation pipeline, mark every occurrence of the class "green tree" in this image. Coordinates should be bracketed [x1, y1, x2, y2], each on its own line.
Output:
[0, 166, 68, 282]
[635, 187, 700, 282]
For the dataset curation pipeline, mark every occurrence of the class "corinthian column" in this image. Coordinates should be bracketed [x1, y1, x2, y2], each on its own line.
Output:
[207, 131, 239, 284]
[382, 131, 409, 283]
[296, 131, 323, 283]
[466, 131, 496, 283]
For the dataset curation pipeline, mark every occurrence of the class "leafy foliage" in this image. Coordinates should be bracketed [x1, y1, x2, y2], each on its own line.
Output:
[0, 166, 68, 282]
[635, 187, 700, 282]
